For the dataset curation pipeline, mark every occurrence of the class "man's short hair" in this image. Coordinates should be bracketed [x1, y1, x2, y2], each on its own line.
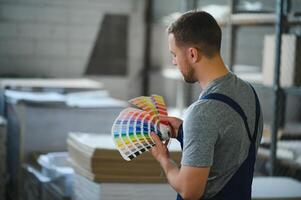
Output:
[168, 11, 222, 58]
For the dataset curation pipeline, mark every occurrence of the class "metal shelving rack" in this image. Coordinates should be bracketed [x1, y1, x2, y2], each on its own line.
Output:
[176, 0, 301, 176]
[223, 0, 301, 176]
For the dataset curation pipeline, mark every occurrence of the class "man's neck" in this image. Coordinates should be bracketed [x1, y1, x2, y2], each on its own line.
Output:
[197, 55, 229, 90]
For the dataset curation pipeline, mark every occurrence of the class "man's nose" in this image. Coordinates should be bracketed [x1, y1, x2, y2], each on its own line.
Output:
[172, 59, 177, 66]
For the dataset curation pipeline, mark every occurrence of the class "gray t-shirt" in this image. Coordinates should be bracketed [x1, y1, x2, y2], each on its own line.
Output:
[181, 72, 263, 199]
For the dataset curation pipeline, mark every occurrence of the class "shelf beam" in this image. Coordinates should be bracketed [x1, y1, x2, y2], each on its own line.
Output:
[226, 0, 237, 71]
[218, 13, 301, 27]
[270, 0, 285, 177]
[142, 0, 152, 96]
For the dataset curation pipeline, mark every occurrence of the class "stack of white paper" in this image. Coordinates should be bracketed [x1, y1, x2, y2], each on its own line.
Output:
[0, 116, 7, 199]
[73, 173, 177, 200]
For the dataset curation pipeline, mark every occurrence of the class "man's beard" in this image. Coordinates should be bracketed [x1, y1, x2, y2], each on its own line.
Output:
[183, 65, 197, 83]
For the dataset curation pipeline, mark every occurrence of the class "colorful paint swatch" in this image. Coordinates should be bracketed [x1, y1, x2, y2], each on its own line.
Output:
[129, 95, 169, 125]
[112, 95, 171, 161]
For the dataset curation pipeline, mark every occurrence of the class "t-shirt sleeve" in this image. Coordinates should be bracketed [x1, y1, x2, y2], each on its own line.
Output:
[181, 101, 219, 167]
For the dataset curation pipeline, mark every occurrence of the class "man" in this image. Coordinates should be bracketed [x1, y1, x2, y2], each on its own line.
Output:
[150, 11, 263, 200]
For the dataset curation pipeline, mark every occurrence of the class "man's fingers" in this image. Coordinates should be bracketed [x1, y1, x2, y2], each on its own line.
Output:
[159, 119, 170, 125]
[158, 115, 172, 122]
[163, 139, 170, 147]
[151, 132, 161, 143]
[149, 132, 170, 163]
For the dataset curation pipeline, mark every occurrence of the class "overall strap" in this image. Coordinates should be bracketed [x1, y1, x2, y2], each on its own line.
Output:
[176, 124, 184, 149]
[202, 86, 261, 143]
[250, 85, 261, 143]
[202, 93, 252, 141]
[176, 86, 261, 149]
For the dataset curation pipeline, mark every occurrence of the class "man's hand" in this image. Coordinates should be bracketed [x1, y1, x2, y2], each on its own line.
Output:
[160, 116, 183, 138]
[149, 132, 209, 200]
[150, 132, 170, 163]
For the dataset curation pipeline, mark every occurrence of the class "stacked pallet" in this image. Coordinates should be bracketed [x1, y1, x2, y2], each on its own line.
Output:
[67, 132, 181, 183]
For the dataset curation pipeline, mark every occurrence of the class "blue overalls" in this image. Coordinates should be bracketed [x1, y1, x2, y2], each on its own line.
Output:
[176, 86, 260, 200]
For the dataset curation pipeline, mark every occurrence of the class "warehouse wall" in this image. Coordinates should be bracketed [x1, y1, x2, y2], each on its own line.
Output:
[0, 0, 127, 77]
[0, 0, 147, 100]
[1, 0, 301, 124]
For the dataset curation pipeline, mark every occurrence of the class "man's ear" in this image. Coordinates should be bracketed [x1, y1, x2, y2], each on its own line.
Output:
[188, 47, 200, 63]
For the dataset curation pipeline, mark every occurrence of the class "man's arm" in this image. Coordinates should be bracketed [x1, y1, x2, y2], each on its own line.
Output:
[150, 133, 210, 200]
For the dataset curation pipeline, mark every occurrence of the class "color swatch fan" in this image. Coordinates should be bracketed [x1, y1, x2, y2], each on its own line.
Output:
[112, 95, 171, 161]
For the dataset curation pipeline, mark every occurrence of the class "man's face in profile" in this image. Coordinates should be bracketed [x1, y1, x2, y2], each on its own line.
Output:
[168, 34, 197, 84]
